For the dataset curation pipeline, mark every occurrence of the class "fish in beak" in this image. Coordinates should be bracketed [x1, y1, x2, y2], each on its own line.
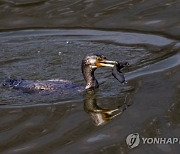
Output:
[96, 58, 129, 84]
[112, 61, 129, 84]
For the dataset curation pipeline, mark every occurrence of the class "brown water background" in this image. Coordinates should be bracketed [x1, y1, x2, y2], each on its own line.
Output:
[0, 0, 180, 153]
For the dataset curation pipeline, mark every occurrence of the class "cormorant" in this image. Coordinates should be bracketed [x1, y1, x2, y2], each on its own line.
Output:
[2, 54, 129, 93]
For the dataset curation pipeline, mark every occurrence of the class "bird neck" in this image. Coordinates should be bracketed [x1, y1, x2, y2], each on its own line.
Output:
[81, 64, 99, 90]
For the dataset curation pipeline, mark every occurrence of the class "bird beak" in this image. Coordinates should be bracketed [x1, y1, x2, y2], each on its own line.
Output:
[98, 60, 118, 67]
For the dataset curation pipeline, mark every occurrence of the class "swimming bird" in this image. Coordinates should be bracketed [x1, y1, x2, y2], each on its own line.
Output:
[2, 54, 128, 93]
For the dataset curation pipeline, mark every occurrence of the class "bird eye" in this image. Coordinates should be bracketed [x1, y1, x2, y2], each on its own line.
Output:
[97, 57, 103, 61]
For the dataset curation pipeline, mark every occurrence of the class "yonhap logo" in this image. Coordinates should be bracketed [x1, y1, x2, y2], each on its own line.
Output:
[126, 133, 140, 149]
[126, 133, 180, 149]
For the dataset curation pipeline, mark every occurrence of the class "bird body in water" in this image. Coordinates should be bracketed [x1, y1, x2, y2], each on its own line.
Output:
[2, 54, 129, 93]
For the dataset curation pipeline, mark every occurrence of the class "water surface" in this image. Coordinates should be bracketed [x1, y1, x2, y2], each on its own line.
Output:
[0, 0, 180, 154]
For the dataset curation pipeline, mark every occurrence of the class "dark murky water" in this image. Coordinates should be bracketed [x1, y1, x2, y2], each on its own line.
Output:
[0, 0, 180, 154]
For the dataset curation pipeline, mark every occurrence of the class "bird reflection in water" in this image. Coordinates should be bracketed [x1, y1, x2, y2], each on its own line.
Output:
[84, 90, 130, 126]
